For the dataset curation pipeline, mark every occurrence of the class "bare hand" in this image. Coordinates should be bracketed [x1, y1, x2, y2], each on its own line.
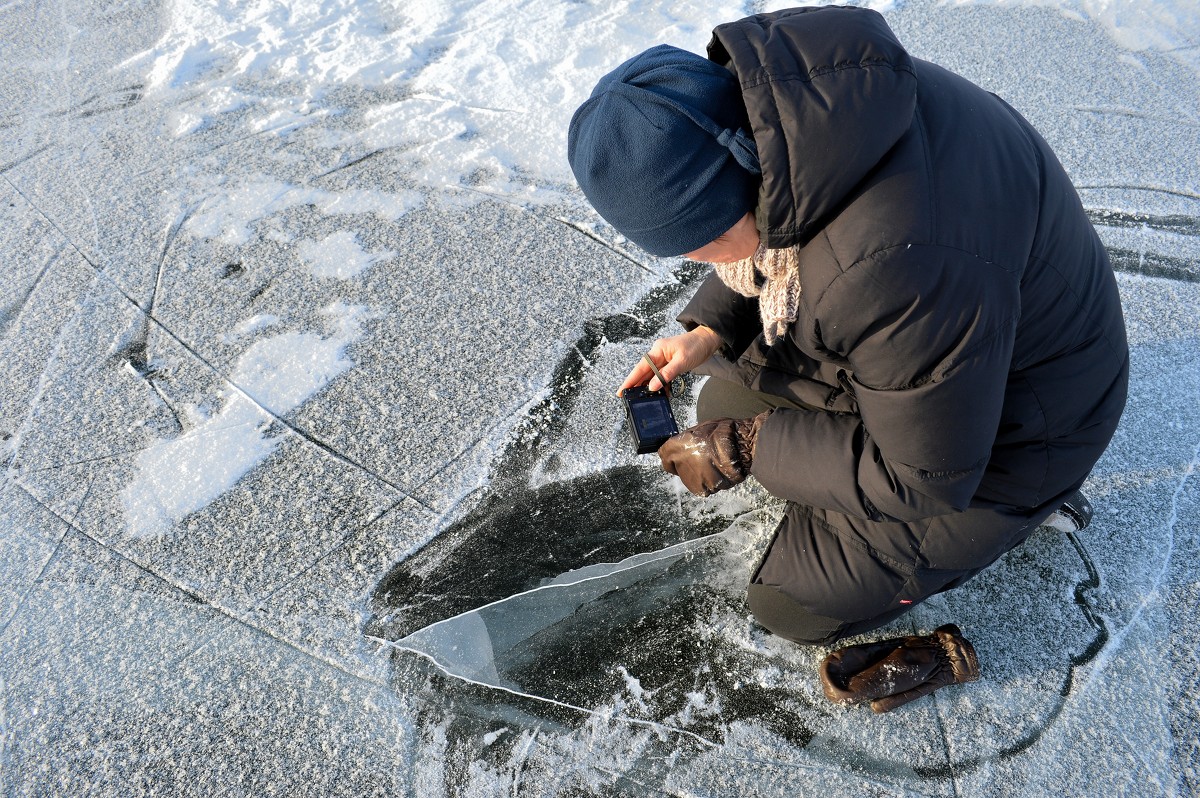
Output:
[618, 326, 723, 395]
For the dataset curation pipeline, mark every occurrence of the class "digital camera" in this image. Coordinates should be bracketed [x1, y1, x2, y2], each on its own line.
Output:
[622, 385, 679, 454]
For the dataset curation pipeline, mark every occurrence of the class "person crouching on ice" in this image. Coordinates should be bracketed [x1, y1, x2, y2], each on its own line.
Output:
[567, 6, 1127, 711]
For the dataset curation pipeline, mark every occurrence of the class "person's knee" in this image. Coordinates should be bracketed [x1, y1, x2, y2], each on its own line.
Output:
[696, 377, 797, 422]
[696, 378, 749, 422]
[746, 582, 847, 646]
[748, 503, 932, 645]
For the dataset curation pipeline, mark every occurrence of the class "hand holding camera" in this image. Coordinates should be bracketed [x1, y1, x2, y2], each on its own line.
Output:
[617, 326, 723, 395]
[619, 326, 722, 455]
[620, 326, 770, 496]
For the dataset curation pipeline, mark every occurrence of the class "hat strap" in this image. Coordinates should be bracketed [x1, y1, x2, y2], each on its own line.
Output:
[611, 81, 762, 175]
[716, 127, 761, 175]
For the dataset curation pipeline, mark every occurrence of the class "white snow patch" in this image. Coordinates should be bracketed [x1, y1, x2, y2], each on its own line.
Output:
[615, 666, 651, 714]
[122, 0, 1197, 215]
[123, 0, 827, 202]
[679, 688, 721, 722]
[165, 109, 204, 137]
[121, 302, 377, 538]
[224, 313, 281, 341]
[482, 727, 509, 747]
[754, 665, 783, 689]
[297, 231, 395, 279]
[947, 0, 1200, 71]
[187, 178, 423, 245]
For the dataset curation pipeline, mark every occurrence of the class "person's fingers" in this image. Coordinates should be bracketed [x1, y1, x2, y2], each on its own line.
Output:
[644, 343, 672, 392]
[650, 354, 683, 392]
[619, 340, 672, 394]
[618, 330, 713, 395]
[618, 360, 652, 396]
[651, 341, 696, 391]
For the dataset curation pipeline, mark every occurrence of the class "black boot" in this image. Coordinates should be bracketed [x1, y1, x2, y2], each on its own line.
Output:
[1043, 490, 1094, 533]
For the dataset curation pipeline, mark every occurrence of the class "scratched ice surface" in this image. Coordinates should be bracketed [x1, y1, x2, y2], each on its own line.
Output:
[1, 0, 1198, 795]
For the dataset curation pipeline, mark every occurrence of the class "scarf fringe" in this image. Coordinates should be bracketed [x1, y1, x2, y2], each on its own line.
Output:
[713, 244, 802, 345]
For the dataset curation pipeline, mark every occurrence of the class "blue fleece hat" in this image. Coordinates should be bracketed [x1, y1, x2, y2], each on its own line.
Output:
[568, 45, 760, 257]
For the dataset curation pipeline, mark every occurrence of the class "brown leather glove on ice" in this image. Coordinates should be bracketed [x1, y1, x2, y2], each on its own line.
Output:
[820, 624, 981, 713]
[657, 411, 770, 497]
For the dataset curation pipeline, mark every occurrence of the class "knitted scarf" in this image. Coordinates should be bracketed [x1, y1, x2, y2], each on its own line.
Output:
[713, 244, 802, 345]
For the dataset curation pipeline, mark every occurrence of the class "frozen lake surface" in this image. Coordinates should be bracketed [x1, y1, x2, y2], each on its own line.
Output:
[1, 0, 1198, 794]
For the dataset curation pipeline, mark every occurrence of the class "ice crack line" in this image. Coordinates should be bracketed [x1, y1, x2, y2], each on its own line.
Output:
[552, 216, 656, 275]
[368, 636, 723, 751]
[0, 474, 94, 640]
[8, 478, 388, 692]
[0, 243, 65, 338]
[0, 144, 51, 176]
[397, 532, 724, 641]
[368, 523, 942, 789]
[3, 284, 74, 483]
[1076, 184, 1200, 203]
[1080, 437, 1199, 693]
[1072, 105, 1200, 129]
[0, 170, 435, 515]
[363, 537, 733, 750]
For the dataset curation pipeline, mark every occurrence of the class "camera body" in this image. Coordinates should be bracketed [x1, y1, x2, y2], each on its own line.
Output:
[622, 385, 679, 454]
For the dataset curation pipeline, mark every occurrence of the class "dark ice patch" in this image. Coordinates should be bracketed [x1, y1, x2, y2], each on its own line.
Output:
[364, 465, 736, 641]
[386, 517, 1110, 791]
[366, 255, 715, 640]
[1088, 209, 1200, 283]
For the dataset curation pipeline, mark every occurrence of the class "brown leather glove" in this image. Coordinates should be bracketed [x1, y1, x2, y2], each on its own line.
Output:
[657, 411, 770, 497]
[820, 624, 980, 713]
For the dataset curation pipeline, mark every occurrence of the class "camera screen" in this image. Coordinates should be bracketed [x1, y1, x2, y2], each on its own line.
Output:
[623, 386, 679, 453]
[632, 396, 676, 437]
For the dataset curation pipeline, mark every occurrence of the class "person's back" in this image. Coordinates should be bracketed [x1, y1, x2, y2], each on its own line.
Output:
[701, 7, 1129, 517]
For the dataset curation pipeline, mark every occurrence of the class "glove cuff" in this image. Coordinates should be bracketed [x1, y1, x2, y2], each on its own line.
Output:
[934, 624, 980, 684]
[733, 410, 771, 471]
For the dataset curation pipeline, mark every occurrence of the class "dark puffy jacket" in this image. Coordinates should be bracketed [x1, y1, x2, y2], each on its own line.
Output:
[679, 6, 1128, 522]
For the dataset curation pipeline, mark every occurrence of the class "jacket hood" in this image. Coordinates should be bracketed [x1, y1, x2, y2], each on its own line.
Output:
[708, 6, 917, 248]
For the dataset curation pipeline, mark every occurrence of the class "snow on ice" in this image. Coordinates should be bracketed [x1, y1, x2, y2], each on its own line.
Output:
[1, 0, 1197, 795]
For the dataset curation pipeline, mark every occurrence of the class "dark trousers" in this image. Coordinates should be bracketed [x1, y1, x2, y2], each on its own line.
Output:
[698, 377, 1060, 646]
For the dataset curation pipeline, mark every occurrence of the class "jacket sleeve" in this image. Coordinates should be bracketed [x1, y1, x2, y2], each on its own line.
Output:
[676, 272, 763, 361]
[751, 246, 1020, 521]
